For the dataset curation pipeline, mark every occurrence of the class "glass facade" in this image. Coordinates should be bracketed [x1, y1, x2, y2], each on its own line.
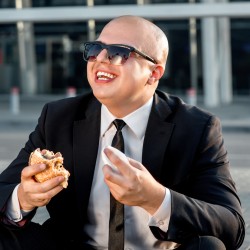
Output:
[0, 0, 249, 95]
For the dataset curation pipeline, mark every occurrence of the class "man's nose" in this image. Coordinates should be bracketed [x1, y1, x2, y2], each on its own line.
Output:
[96, 49, 110, 63]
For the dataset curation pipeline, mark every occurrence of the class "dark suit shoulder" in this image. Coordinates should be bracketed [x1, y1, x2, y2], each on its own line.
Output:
[156, 89, 218, 127]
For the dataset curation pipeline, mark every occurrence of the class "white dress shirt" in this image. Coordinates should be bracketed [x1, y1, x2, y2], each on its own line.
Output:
[84, 97, 179, 249]
[6, 97, 179, 249]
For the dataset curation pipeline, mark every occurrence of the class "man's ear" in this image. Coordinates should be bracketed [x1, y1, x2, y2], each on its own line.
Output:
[147, 65, 165, 85]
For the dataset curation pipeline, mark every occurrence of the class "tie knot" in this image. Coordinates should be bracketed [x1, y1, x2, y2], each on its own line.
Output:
[113, 119, 126, 132]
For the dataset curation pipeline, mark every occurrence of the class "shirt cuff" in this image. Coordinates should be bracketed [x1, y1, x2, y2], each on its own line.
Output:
[148, 188, 171, 232]
[5, 184, 33, 222]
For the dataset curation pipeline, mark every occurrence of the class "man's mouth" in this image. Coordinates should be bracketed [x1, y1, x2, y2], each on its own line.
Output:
[96, 71, 116, 80]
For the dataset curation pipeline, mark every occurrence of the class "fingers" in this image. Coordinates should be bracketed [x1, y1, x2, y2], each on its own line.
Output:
[128, 158, 144, 171]
[31, 182, 64, 203]
[18, 181, 64, 210]
[18, 176, 65, 210]
[102, 149, 130, 187]
[19, 163, 66, 210]
[22, 163, 66, 191]
[103, 147, 131, 175]
[36, 175, 65, 192]
[103, 164, 124, 186]
[102, 147, 149, 184]
[21, 163, 46, 180]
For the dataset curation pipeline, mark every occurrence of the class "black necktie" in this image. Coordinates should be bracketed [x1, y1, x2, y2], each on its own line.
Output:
[108, 119, 126, 250]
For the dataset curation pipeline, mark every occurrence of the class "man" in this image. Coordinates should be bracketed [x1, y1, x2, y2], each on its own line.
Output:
[0, 15, 245, 250]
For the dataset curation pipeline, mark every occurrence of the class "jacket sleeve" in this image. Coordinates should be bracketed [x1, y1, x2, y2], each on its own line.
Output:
[150, 116, 245, 250]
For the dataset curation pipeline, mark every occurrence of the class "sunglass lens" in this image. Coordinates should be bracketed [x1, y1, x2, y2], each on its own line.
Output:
[108, 46, 130, 65]
[83, 43, 131, 65]
[84, 43, 102, 61]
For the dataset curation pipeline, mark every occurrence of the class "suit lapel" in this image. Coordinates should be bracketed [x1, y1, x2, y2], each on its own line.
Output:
[73, 97, 101, 218]
[142, 92, 175, 180]
[72, 92, 175, 218]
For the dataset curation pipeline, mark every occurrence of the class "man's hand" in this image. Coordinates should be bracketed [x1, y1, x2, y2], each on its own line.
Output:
[17, 163, 65, 211]
[102, 147, 166, 215]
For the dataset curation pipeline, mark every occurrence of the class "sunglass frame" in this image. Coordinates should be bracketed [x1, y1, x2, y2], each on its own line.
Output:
[83, 41, 157, 65]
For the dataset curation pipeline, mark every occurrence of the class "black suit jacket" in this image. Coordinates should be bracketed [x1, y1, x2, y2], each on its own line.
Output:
[0, 90, 245, 249]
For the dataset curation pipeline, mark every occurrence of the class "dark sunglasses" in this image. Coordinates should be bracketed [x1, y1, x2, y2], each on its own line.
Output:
[82, 41, 157, 65]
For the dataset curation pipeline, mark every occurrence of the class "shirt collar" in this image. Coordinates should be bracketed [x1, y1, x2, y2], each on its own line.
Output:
[101, 97, 153, 140]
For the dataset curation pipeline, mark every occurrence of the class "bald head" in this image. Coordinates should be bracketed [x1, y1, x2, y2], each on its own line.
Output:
[99, 15, 169, 67]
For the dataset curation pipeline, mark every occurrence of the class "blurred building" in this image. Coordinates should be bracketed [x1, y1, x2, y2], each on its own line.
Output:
[0, 0, 249, 107]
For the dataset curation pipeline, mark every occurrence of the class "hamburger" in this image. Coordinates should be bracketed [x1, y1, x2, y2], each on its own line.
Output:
[29, 148, 70, 188]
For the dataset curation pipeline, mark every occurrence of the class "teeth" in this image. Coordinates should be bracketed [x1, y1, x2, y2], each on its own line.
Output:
[97, 71, 116, 79]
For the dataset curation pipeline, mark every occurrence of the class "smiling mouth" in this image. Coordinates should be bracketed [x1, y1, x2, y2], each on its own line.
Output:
[96, 71, 116, 80]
